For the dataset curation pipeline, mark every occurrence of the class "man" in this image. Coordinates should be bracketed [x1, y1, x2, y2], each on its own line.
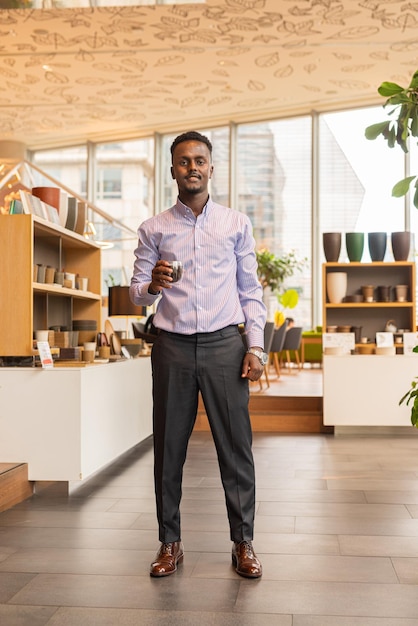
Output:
[129, 130, 267, 579]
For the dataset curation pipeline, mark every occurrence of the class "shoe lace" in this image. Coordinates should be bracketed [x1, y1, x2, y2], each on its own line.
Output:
[163, 542, 174, 552]
[239, 541, 253, 557]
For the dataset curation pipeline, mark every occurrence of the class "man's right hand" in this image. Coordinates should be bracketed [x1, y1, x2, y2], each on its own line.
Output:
[149, 260, 174, 293]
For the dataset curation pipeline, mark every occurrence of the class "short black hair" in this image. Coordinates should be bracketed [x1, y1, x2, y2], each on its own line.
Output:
[170, 131, 213, 161]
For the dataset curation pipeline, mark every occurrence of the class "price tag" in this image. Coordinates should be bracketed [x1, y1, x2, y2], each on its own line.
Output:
[37, 341, 54, 369]
[376, 332, 394, 347]
[322, 332, 354, 354]
[403, 332, 418, 356]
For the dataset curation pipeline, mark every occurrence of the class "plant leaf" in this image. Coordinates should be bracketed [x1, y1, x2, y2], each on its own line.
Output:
[378, 81, 404, 97]
[365, 121, 390, 140]
[392, 175, 417, 198]
[385, 93, 411, 106]
[408, 70, 418, 89]
[411, 109, 418, 136]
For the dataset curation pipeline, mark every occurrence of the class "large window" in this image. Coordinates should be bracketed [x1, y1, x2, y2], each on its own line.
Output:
[30, 106, 416, 331]
[32, 146, 87, 199]
[319, 108, 405, 260]
[94, 139, 155, 290]
[237, 119, 312, 328]
[33, 140, 155, 292]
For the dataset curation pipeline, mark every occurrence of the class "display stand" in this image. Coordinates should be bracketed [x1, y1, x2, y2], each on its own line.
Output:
[0, 358, 152, 484]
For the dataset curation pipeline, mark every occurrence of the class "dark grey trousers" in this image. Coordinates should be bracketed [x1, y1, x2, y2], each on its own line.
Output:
[151, 325, 255, 544]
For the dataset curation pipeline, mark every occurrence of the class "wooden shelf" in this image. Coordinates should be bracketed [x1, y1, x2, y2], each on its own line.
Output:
[33, 282, 101, 301]
[0, 214, 102, 357]
[325, 301, 413, 308]
[322, 262, 416, 340]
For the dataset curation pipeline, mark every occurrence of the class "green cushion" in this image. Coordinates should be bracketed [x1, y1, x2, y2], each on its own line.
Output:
[301, 330, 322, 362]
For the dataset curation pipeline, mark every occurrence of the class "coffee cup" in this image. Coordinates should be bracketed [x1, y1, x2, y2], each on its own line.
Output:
[168, 260, 183, 283]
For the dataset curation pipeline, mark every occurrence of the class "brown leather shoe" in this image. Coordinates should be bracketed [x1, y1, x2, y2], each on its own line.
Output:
[150, 541, 184, 577]
[232, 540, 262, 578]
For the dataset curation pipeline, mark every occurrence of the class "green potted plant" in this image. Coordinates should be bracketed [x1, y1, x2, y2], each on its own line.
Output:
[365, 69, 418, 426]
[256, 248, 306, 322]
[365, 69, 418, 207]
[256, 248, 306, 294]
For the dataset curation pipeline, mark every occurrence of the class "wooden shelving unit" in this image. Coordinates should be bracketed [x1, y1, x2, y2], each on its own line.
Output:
[322, 262, 416, 342]
[0, 214, 101, 357]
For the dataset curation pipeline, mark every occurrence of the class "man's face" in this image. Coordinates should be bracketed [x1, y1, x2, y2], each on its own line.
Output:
[171, 140, 213, 196]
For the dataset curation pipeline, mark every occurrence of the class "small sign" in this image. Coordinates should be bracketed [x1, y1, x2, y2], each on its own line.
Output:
[322, 332, 355, 354]
[37, 341, 54, 369]
[403, 332, 418, 356]
[376, 332, 394, 347]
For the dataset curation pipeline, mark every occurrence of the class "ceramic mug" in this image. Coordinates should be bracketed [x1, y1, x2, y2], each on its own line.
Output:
[83, 350, 95, 362]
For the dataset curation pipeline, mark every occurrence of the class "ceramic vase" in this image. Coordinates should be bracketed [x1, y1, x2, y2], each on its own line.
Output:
[31, 186, 61, 210]
[326, 272, 347, 304]
[391, 231, 411, 261]
[377, 285, 391, 302]
[322, 232, 341, 262]
[361, 285, 374, 302]
[395, 284, 408, 302]
[345, 232, 364, 262]
[368, 232, 387, 262]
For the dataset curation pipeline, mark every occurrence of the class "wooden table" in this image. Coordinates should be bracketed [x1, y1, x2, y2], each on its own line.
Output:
[300, 336, 322, 366]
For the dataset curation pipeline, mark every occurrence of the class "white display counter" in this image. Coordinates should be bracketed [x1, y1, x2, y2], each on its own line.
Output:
[0, 357, 152, 482]
[323, 354, 418, 428]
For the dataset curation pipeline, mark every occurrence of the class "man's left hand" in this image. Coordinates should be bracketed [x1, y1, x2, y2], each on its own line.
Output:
[241, 353, 264, 381]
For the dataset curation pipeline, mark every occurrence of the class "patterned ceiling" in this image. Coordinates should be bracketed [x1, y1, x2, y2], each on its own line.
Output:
[1, 0, 418, 150]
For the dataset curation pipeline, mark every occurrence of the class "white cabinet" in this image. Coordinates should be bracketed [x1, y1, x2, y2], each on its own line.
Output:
[0, 358, 152, 482]
[323, 355, 418, 427]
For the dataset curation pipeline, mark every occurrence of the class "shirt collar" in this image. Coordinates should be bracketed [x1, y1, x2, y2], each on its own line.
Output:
[175, 196, 213, 218]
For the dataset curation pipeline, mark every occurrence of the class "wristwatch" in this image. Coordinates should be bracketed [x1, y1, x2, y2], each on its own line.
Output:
[247, 348, 269, 366]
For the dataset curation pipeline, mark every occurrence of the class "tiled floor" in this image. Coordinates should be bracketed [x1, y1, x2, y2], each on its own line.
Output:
[2, 371, 418, 625]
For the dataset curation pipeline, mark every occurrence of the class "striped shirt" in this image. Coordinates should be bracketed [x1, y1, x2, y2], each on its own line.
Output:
[129, 197, 266, 349]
